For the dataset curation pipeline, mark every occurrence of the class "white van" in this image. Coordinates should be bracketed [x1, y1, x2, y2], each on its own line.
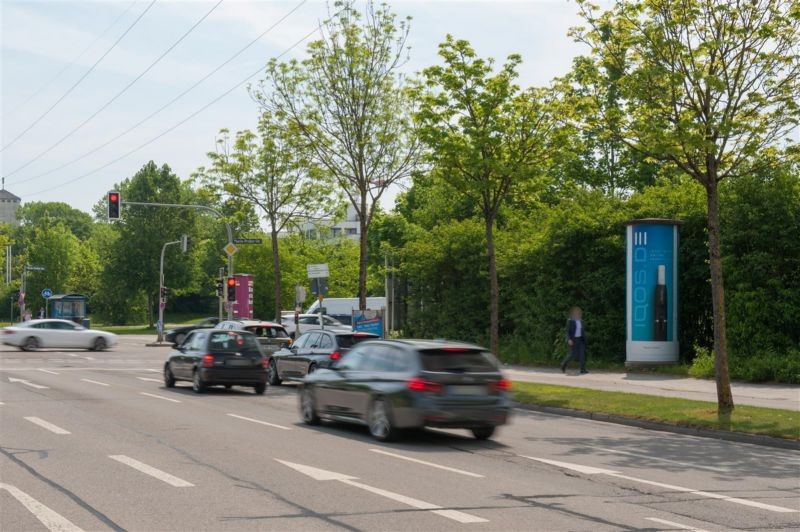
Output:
[306, 297, 386, 325]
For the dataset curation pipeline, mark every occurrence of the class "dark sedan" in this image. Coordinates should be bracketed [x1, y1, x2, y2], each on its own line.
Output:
[268, 330, 378, 385]
[164, 329, 267, 394]
[298, 340, 512, 441]
[164, 317, 220, 345]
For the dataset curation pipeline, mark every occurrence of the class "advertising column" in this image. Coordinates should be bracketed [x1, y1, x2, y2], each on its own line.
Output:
[232, 274, 254, 320]
[624, 219, 681, 365]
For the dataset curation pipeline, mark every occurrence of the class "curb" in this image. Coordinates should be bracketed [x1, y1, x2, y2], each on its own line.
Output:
[514, 403, 800, 451]
[144, 342, 172, 347]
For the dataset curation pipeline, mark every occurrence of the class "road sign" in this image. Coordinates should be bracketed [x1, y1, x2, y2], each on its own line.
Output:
[41, 288, 53, 299]
[307, 263, 329, 278]
[27, 266, 45, 272]
[223, 242, 238, 256]
[233, 238, 263, 245]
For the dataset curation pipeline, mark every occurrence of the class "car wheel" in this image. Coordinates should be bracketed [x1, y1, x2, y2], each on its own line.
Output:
[164, 365, 176, 388]
[92, 337, 107, 351]
[300, 387, 320, 425]
[224, 384, 233, 389]
[369, 397, 398, 442]
[471, 427, 496, 440]
[174, 333, 186, 346]
[253, 382, 266, 395]
[192, 370, 207, 394]
[23, 337, 38, 352]
[307, 362, 317, 375]
[268, 360, 282, 385]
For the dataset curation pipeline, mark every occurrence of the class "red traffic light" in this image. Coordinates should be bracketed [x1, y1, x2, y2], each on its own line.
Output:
[109, 193, 118, 202]
[108, 191, 121, 220]
[227, 277, 236, 287]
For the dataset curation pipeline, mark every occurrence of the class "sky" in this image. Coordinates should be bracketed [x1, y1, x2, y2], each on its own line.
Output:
[0, 0, 595, 214]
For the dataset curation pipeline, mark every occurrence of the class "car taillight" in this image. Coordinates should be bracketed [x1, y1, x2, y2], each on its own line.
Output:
[262, 357, 269, 369]
[4, 329, 14, 335]
[202, 354, 215, 368]
[329, 351, 342, 361]
[490, 379, 512, 392]
[407, 377, 442, 393]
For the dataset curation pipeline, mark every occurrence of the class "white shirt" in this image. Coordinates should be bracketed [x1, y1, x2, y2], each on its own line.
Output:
[574, 319, 582, 338]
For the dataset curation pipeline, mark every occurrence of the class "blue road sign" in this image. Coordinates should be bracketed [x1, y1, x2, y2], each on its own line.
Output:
[41, 288, 53, 299]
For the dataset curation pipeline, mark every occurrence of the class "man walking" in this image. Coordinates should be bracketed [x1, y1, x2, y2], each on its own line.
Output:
[561, 306, 587, 374]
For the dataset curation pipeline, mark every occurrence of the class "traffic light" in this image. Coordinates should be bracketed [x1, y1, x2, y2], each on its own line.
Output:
[108, 191, 120, 220]
[226, 277, 237, 302]
[160, 286, 169, 299]
[215, 278, 224, 297]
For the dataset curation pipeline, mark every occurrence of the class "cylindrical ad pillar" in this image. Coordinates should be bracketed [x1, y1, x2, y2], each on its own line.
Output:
[624, 219, 681, 365]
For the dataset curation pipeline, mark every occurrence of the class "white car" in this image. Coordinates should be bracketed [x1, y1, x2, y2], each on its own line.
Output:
[3, 319, 118, 352]
[280, 313, 351, 338]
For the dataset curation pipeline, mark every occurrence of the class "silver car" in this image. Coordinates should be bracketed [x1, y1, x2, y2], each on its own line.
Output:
[214, 319, 292, 354]
[3, 319, 118, 351]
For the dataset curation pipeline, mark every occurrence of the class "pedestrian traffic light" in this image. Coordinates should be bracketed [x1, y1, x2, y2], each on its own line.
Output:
[108, 191, 120, 220]
[215, 278, 224, 297]
[227, 277, 237, 302]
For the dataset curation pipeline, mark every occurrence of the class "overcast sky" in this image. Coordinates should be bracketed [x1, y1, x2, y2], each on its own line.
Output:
[1, 0, 595, 213]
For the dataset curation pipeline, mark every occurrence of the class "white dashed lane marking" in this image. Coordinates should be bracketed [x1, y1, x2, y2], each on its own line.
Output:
[109, 455, 194, 487]
[140, 392, 180, 403]
[80, 378, 110, 387]
[24, 417, 70, 435]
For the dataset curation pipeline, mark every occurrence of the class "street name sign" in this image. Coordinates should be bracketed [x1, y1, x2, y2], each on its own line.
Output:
[307, 263, 329, 278]
[233, 238, 263, 245]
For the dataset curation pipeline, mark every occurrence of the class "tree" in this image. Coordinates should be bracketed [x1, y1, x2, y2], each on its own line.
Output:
[573, 0, 799, 412]
[105, 162, 198, 327]
[195, 112, 337, 321]
[254, 0, 420, 310]
[17, 201, 94, 240]
[23, 221, 80, 314]
[412, 37, 553, 355]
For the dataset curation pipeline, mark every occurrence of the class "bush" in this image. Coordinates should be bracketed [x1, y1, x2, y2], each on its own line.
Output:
[688, 346, 715, 379]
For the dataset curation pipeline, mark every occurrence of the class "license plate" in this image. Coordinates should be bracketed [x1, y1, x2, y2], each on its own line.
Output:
[226, 359, 251, 367]
[448, 385, 487, 396]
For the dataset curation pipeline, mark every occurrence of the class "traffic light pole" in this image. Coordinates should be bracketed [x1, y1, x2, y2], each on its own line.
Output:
[120, 201, 235, 320]
[157, 239, 181, 343]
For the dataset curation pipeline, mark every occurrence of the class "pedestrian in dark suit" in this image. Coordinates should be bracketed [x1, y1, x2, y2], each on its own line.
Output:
[560, 307, 587, 374]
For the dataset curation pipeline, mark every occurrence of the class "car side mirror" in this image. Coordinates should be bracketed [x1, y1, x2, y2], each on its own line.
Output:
[290, 345, 298, 353]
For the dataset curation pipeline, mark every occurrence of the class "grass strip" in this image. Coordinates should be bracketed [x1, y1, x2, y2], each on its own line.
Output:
[513, 381, 799, 440]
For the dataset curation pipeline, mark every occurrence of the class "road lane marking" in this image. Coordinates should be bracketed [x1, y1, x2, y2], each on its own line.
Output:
[24, 417, 70, 435]
[67, 353, 79, 357]
[0, 483, 84, 532]
[140, 392, 180, 403]
[83, 356, 95, 361]
[8, 377, 49, 389]
[144, 369, 161, 373]
[276, 459, 487, 523]
[592, 447, 729, 473]
[81, 378, 110, 387]
[522, 456, 799, 513]
[646, 517, 709, 532]
[227, 413, 291, 431]
[109, 455, 194, 487]
[37, 369, 59, 375]
[136, 377, 163, 383]
[369, 449, 484, 478]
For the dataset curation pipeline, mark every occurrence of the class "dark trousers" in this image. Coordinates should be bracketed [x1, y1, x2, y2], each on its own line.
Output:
[561, 337, 586, 372]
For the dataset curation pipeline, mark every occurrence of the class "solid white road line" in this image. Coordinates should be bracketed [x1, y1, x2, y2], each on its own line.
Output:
[109, 455, 194, 487]
[523, 456, 799, 513]
[83, 357, 95, 361]
[140, 392, 180, 403]
[24, 417, 70, 435]
[8, 377, 48, 389]
[80, 378, 110, 387]
[37, 369, 60, 375]
[369, 448, 484, 478]
[144, 369, 161, 373]
[276, 460, 487, 524]
[0, 483, 84, 532]
[226, 413, 291, 431]
[593, 447, 729, 473]
[136, 377, 162, 383]
[646, 517, 710, 532]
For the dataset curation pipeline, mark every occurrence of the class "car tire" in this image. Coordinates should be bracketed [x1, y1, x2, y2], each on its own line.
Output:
[307, 362, 317, 375]
[368, 397, 398, 442]
[253, 383, 266, 395]
[192, 370, 207, 394]
[23, 337, 38, 352]
[268, 360, 282, 385]
[174, 333, 186, 346]
[300, 387, 320, 425]
[164, 365, 176, 388]
[92, 337, 107, 351]
[471, 427, 496, 440]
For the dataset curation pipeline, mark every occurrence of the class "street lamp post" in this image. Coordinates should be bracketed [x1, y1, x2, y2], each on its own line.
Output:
[157, 239, 181, 343]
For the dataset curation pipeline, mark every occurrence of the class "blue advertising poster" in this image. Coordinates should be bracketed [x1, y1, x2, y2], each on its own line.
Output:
[353, 311, 384, 337]
[625, 220, 680, 364]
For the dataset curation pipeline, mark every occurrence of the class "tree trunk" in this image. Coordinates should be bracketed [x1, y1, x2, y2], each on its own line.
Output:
[705, 176, 734, 413]
[271, 228, 282, 322]
[485, 216, 499, 356]
[357, 194, 368, 311]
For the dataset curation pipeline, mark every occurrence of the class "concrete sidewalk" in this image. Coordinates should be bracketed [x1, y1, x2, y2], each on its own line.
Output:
[504, 366, 800, 411]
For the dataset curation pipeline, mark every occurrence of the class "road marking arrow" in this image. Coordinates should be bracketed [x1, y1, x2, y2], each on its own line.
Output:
[8, 377, 49, 389]
[275, 460, 487, 523]
[522, 456, 798, 513]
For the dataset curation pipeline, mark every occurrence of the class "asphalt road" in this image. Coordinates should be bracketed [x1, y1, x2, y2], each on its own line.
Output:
[2, 335, 799, 531]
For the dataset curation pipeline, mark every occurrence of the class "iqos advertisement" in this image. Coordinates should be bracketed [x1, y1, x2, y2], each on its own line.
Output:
[625, 220, 680, 364]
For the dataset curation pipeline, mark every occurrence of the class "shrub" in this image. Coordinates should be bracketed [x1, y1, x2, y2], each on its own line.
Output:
[688, 346, 715, 379]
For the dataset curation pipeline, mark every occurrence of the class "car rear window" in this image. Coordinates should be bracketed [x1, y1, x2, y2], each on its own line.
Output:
[420, 349, 498, 372]
[208, 331, 262, 355]
[245, 326, 289, 339]
[336, 334, 376, 348]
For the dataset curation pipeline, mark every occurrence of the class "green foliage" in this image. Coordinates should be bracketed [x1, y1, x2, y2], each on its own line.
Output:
[688, 346, 715, 379]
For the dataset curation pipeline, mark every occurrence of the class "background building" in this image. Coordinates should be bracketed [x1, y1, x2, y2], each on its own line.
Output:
[0, 185, 21, 226]
[295, 204, 361, 241]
